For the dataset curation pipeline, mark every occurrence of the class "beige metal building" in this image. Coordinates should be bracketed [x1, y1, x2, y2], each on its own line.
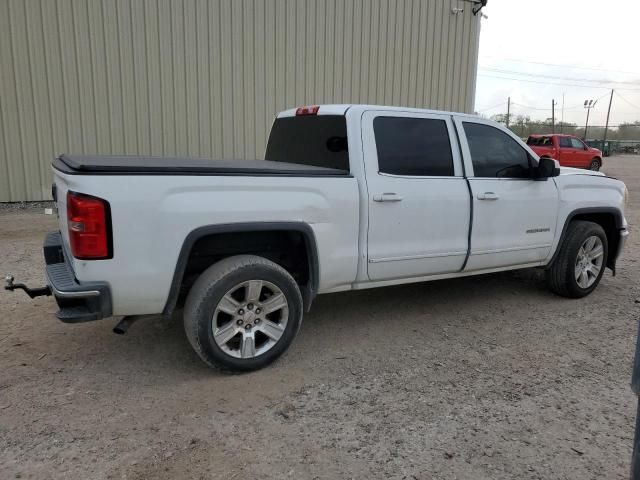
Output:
[0, 0, 481, 202]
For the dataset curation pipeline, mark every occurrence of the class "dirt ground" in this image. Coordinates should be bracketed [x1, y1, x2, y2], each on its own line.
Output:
[1, 156, 639, 480]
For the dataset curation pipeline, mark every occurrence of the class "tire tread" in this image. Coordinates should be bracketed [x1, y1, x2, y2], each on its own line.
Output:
[546, 220, 607, 298]
[183, 255, 302, 372]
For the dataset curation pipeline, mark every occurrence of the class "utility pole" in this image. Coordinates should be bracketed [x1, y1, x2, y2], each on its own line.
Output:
[561, 93, 565, 133]
[603, 89, 614, 143]
[506, 97, 510, 128]
[583, 99, 597, 139]
[551, 99, 557, 133]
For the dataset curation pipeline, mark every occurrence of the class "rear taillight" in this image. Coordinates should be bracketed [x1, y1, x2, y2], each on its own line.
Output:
[295, 105, 320, 116]
[66, 191, 112, 259]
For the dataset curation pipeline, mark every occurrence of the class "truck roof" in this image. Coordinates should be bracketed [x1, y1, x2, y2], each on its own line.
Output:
[277, 104, 481, 119]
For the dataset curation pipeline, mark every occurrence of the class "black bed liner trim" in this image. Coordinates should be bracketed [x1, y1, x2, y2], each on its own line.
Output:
[53, 154, 352, 177]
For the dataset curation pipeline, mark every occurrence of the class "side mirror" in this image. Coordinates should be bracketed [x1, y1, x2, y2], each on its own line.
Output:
[535, 157, 560, 180]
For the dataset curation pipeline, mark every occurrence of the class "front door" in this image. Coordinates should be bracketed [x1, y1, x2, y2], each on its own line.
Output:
[558, 136, 578, 167]
[363, 111, 470, 281]
[454, 117, 559, 271]
[570, 137, 592, 168]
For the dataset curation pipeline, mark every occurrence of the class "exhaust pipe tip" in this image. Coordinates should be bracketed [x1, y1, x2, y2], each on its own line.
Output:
[113, 316, 141, 335]
[113, 324, 127, 335]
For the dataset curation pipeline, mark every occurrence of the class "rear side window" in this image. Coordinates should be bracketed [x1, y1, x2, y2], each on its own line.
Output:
[265, 116, 349, 171]
[527, 136, 553, 146]
[463, 122, 532, 178]
[373, 117, 454, 176]
[559, 137, 572, 148]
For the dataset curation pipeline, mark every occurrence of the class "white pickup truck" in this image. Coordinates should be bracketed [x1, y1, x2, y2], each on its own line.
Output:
[6, 104, 629, 372]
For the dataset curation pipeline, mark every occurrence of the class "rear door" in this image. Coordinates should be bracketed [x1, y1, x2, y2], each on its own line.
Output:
[362, 111, 470, 281]
[454, 116, 558, 271]
[558, 136, 577, 166]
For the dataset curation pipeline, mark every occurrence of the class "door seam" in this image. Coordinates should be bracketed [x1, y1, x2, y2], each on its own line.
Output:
[452, 117, 473, 271]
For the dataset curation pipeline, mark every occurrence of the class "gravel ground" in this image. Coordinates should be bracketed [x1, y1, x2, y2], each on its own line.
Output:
[1, 156, 639, 479]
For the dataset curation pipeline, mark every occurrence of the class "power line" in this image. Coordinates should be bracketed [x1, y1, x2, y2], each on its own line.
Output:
[512, 102, 550, 111]
[615, 91, 640, 111]
[477, 73, 640, 92]
[479, 56, 640, 76]
[575, 92, 610, 107]
[480, 92, 640, 127]
[476, 101, 506, 112]
[492, 120, 640, 128]
[479, 93, 611, 115]
[563, 93, 610, 111]
[525, 124, 640, 128]
[477, 73, 614, 90]
[479, 67, 640, 86]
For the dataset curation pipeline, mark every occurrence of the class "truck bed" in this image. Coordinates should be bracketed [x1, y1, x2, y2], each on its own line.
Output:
[53, 154, 350, 177]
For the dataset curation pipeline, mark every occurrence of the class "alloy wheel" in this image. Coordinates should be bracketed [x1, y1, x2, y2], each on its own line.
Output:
[211, 280, 289, 359]
[574, 235, 604, 288]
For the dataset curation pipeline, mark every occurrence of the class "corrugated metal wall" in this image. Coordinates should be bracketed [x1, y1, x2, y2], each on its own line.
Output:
[0, 0, 480, 202]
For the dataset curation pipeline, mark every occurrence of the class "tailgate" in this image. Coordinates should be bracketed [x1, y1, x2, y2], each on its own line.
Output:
[51, 169, 72, 255]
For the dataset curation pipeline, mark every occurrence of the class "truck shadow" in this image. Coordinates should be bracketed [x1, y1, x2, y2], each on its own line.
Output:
[44, 267, 579, 384]
[299, 267, 556, 340]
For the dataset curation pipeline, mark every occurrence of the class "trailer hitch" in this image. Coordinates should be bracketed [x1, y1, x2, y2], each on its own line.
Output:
[4, 275, 51, 298]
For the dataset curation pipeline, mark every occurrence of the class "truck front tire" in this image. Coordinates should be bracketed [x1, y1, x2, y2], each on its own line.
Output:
[545, 220, 608, 298]
[183, 255, 303, 372]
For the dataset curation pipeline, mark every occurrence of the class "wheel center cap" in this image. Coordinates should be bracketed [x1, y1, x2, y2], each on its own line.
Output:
[243, 311, 257, 323]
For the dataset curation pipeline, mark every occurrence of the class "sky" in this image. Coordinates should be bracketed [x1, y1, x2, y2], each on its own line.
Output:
[475, 0, 640, 127]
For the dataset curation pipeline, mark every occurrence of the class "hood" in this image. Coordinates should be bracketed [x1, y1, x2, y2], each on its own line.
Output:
[589, 147, 602, 155]
[559, 166, 605, 177]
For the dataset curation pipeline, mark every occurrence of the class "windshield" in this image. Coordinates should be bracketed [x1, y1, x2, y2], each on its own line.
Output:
[265, 115, 350, 171]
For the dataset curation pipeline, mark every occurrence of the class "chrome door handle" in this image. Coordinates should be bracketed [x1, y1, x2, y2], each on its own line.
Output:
[477, 192, 499, 200]
[373, 193, 403, 202]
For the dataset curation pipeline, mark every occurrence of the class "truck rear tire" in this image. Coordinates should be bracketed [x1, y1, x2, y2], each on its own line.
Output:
[545, 220, 608, 298]
[183, 255, 303, 372]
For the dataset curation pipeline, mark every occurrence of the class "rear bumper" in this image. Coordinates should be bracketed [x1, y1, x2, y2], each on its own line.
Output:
[44, 231, 112, 323]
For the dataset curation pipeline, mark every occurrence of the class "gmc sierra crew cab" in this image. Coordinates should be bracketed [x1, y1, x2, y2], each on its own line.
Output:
[527, 133, 604, 171]
[6, 104, 629, 372]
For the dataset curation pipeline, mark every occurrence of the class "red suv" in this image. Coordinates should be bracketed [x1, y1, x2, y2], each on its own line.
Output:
[526, 134, 603, 171]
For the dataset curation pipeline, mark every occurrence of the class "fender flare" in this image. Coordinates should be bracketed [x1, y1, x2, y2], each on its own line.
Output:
[546, 206, 624, 272]
[162, 222, 320, 316]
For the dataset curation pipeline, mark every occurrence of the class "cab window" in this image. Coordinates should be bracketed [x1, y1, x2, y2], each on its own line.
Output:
[463, 122, 533, 178]
[265, 115, 350, 171]
[559, 137, 572, 148]
[373, 117, 454, 176]
[570, 138, 586, 150]
[526, 136, 553, 146]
